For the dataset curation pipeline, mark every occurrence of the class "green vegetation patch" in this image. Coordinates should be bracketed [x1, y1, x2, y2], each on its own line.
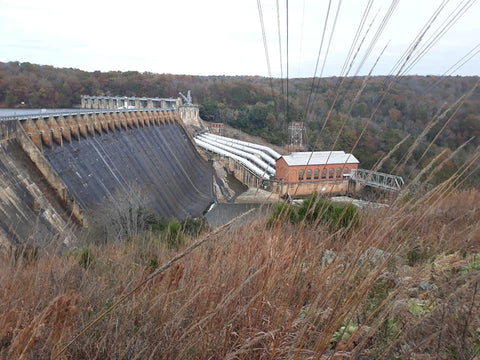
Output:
[407, 299, 434, 316]
[268, 192, 359, 232]
[460, 259, 480, 275]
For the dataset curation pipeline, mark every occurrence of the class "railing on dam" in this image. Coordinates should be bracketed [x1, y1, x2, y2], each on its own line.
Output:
[0, 108, 175, 122]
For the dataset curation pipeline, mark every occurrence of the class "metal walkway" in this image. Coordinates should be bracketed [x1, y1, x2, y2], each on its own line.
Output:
[351, 169, 404, 192]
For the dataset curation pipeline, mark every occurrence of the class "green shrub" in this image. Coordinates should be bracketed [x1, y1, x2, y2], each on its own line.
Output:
[331, 323, 359, 343]
[181, 218, 210, 237]
[146, 257, 159, 271]
[362, 280, 393, 316]
[267, 193, 359, 232]
[165, 219, 184, 250]
[460, 259, 480, 274]
[328, 203, 359, 231]
[298, 193, 359, 231]
[406, 247, 429, 266]
[147, 215, 168, 233]
[372, 318, 401, 357]
[407, 299, 433, 316]
[78, 248, 94, 269]
[267, 202, 298, 227]
[297, 193, 333, 224]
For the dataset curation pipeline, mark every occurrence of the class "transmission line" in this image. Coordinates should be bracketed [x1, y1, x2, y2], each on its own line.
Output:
[428, 42, 480, 90]
[400, 0, 476, 76]
[276, 0, 285, 113]
[256, 0, 280, 120]
[302, 0, 333, 123]
[297, 0, 306, 76]
[286, 0, 289, 123]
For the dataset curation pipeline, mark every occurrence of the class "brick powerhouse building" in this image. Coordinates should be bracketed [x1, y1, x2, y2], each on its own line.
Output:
[275, 151, 359, 197]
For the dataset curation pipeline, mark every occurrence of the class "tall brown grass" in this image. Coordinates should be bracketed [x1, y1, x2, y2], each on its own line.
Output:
[0, 189, 479, 359]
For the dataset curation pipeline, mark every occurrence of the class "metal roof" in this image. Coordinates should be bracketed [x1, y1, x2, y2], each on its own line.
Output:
[280, 151, 359, 166]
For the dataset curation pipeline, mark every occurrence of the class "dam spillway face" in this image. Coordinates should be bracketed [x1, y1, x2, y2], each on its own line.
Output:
[0, 110, 213, 248]
[43, 122, 213, 218]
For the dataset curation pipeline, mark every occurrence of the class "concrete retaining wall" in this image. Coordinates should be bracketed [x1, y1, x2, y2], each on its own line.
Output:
[278, 179, 350, 198]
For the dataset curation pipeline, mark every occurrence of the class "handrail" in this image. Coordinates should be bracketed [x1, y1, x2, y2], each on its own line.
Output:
[0, 108, 174, 122]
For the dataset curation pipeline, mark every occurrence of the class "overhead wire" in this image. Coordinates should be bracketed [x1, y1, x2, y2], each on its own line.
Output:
[318, 0, 466, 193]
[418, 79, 480, 163]
[286, 0, 290, 123]
[317, 0, 397, 137]
[265, 0, 473, 201]
[290, 0, 395, 200]
[257, 0, 280, 121]
[353, 1, 398, 77]
[296, 0, 306, 76]
[399, 0, 476, 77]
[339, 0, 374, 77]
[427, 41, 480, 90]
[302, 0, 333, 124]
[318, 0, 343, 80]
[276, 0, 285, 114]
[387, 0, 449, 79]
[303, 1, 379, 132]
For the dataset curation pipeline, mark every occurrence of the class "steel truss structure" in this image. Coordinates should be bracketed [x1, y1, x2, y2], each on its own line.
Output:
[288, 122, 307, 148]
[351, 169, 405, 192]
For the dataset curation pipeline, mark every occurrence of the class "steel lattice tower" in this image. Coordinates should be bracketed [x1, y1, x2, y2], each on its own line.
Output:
[288, 121, 307, 149]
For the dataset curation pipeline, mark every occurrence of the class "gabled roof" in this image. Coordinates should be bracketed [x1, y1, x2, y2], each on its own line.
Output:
[280, 151, 359, 166]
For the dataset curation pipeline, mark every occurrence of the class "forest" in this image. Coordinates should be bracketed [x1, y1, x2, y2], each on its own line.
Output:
[1, 61, 479, 185]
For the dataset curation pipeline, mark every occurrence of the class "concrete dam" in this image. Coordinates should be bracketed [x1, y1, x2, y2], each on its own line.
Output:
[0, 108, 213, 248]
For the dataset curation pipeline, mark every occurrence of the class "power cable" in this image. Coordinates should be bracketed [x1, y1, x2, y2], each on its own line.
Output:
[276, 0, 285, 114]
[297, 0, 306, 76]
[400, 0, 476, 76]
[286, 0, 290, 123]
[257, 0, 280, 119]
[428, 42, 480, 90]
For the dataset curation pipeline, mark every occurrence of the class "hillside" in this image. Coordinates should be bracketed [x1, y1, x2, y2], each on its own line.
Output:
[1, 189, 479, 359]
[1, 61, 479, 185]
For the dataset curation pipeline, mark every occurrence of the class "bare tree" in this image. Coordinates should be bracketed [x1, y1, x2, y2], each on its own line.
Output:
[88, 183, 156, 243]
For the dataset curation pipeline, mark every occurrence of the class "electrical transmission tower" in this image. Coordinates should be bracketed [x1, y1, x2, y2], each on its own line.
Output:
[288, 122, 307, 150]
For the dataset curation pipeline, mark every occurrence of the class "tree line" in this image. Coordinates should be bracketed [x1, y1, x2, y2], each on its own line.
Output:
[1, 61, 478, 185]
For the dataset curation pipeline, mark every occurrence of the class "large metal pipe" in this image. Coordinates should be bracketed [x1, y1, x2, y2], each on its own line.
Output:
[197, 135, 275, 176]
[201, 133, 277, 167]
[206, 133, 282, 160]
[195, 138, 270, 179]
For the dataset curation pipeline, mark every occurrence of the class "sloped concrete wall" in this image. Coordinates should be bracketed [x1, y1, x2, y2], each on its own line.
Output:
[42, 122, 213, 220]
[0, 138, 75, 248]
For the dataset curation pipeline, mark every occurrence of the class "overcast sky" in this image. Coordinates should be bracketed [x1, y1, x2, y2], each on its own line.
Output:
[0, 0, 479, 77]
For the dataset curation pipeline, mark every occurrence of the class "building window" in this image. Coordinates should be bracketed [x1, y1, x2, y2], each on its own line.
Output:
[336, 168, 341, 178]
[329, 168, 334, 178]
[322, 168, 327, 179]
[344, 168, 349, 176]
[314, 169, 319, 180]
[306, 169, 312, 180]
[298, 170, 304, 180]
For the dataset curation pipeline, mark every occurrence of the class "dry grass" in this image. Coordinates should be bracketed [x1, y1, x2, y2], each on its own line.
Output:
[0, 189, 479, 359]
